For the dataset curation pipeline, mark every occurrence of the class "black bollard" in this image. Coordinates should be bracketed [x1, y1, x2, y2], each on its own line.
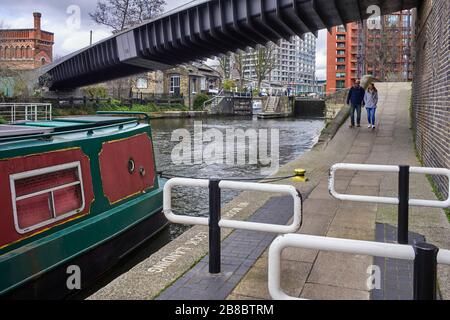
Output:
[413, 242, 439, 300]
[398, 165, 410, 244]
[209, 178, 221, 274]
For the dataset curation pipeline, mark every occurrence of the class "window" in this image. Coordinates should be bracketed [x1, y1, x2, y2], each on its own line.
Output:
[337, 57, 345, 63]
[337, 50, 345, 56]
[387, 15, 399, 27]
[337, 25, 346, 33]
[337, 35, 346, 41]
[10, 162, 85, 234]
[336, 80, 345, 89]
[169, 74, 180, 94]
[336, 72, 346, 78]
[136, 77, 148, 89]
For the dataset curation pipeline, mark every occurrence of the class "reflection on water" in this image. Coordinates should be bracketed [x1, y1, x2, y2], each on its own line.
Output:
[150, 116, 324, 239]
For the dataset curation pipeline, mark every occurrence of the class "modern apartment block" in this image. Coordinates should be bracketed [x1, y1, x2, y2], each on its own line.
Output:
[242, 34, 317, 94]
[326, 10, 414, 93]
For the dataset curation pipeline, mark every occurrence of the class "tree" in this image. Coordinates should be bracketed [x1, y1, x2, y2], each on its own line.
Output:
[233, 52, 245, 90]
[253, 43, 277, 91]
[364, 15, 403, 82]
[218, 56, 231, 80]
[90, 0, 166, 33]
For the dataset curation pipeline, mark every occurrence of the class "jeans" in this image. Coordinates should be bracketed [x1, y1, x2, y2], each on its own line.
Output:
[350, 104, 362, 126]
[367, 107, 376, 125]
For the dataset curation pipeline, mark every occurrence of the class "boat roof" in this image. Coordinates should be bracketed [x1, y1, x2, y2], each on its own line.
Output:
[0, 125, 54, 138]
[0, 115, 139, 139]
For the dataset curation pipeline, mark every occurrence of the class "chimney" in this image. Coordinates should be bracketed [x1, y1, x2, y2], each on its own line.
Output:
[33, 12, 41, 31]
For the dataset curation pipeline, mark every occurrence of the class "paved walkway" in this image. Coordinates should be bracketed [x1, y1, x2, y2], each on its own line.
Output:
[371, 223, 425, 300]
[156, 197, 293, 300]
[228, 82, 450, 300]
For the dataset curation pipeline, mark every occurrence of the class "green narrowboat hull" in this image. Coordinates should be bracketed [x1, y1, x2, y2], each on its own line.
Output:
[0, 184, 166, 297]
[0, 115, 167, 298]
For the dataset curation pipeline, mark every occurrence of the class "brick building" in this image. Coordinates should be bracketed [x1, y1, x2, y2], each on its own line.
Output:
[326, 10, 414, 94]
[412, 0, 449, 198]
[0, 12, 54, 70]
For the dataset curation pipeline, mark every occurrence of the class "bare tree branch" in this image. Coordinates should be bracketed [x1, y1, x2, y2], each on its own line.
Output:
[253, 43, 277, 91]
[90, 0, 166, 33]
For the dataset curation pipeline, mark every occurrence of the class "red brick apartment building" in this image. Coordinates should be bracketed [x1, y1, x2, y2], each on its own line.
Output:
[326, 10, 414, 93]
[0, 12, 54, 70]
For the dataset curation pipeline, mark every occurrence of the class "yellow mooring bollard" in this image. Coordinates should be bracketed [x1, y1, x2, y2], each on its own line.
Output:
[292, 169, 308, 182]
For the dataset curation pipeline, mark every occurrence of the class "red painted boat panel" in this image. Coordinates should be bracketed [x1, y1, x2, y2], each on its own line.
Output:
[0, 148, 94, 248]
[99, 133, 155, 204]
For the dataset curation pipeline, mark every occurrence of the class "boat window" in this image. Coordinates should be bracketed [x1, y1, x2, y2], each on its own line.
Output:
[10, 162, 86, 234]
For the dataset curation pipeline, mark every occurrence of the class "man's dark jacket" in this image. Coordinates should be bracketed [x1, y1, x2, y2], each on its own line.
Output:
[347, 86, 365, 106]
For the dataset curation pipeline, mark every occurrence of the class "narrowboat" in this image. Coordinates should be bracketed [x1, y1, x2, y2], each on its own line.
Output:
[0, 112, 167, 299]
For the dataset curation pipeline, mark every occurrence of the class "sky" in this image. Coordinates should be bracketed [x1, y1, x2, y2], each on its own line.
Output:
[0, 0, 327, 79]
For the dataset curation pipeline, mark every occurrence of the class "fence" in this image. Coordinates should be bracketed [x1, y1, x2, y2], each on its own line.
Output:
[268, 234, 450, 300]
[163, 178, 302, 273]
[1, 95, 185, 109]
[329, 163, 450, 244]
[0, 103, 52, 123]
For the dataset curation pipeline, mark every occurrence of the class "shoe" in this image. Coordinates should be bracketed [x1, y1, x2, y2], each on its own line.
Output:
[357, 124, 361, 127]
[372, 125, 376, 130]
[349, 124, 354, 128]
[368, 125, 372, 128]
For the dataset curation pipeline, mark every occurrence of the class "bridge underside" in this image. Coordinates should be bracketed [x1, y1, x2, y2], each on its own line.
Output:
[44, 0, 421, 90]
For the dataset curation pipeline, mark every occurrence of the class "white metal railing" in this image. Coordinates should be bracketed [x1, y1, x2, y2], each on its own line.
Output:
[268, 234, 450, 300]
[163, 178, 302, 234]
[203, 90, 225, 111]
[328, 163, 450, 208]
[0, 103, 52, 124]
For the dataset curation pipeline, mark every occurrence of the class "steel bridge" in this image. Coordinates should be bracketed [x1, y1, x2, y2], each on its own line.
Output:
[41, 0, 421, 90]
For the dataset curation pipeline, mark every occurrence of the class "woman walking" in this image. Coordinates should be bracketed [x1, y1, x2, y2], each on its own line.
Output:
[364, 83, 378, 129]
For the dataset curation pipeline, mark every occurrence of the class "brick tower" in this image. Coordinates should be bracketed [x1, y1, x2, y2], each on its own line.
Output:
[0, 12, 54, 70]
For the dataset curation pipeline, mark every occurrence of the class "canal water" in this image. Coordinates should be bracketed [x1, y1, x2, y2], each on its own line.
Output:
[73, 116, 324, 299]
[151, 116, 325, 239]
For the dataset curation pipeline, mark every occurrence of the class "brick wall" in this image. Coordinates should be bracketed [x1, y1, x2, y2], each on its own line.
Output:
[412, 0, 449, 198]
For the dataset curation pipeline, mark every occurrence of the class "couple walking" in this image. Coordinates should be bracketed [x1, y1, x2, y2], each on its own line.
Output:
[346, 80, 378, 129]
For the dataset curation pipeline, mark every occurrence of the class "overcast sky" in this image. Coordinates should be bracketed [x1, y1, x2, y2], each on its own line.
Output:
[0, 0, 326, 79]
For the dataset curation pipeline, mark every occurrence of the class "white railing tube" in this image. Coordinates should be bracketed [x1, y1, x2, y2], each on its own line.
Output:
[163, 178, 302, 234]
[219, 181, 302, 233]
[268, 234, 450, 300]
[163, 178, 209, 226]
[329, 163, 450, 208]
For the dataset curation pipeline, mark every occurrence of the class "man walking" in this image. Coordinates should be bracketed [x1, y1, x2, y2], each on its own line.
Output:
[346, 80, 366, 128]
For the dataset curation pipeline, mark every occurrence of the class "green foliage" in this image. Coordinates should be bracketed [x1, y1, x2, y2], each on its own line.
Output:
[193, 94, 210, 111]
[0, 116, 7, 124]
[82, 86, 108, 99]
[53, 101, 188, 116]
[426, 175, 450, 221]
[223, 79, 236, 91]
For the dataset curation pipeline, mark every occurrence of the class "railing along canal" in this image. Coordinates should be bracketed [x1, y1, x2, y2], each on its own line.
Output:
[0, 103, 52, 123]
[163, 177, 302, 274]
